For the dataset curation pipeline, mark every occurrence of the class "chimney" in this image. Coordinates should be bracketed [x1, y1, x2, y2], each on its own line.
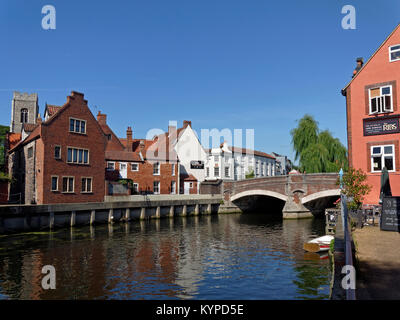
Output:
[97, 111, 107, 125]
[139, 140, 145, 152]
[183, 120, 192, 128]
[126, 126, 133, 151]
[352, 57, 364, 78]
[37, 113, 42, 125]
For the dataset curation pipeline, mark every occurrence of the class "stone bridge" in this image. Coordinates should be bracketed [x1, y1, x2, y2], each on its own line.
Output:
[222, 173, 340, 219]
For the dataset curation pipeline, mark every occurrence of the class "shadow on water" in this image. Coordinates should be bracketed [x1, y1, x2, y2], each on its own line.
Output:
[0, 213, 331, 300]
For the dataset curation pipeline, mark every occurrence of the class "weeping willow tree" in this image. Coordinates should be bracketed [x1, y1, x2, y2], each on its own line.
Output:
[291, 115, 348, 173]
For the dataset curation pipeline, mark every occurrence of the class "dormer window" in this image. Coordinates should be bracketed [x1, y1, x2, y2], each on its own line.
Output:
[369, 85, 393, 114]
[389, 45, 400, 62]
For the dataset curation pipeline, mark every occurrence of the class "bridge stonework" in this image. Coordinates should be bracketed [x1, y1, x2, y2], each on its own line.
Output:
[222, 173, 340, 219]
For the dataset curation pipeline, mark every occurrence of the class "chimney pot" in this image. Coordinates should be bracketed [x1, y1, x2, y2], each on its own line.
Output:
[126, 127, 133, 151]
[97, 111, 107, 125]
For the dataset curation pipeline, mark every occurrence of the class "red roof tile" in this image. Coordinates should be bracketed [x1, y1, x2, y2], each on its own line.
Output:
[105, 151, 142, 162]
[46, 105, 62, 116]
[181, 173, 197, 181]
[22, 123, 38, 132]
[7, 133, 21, 150]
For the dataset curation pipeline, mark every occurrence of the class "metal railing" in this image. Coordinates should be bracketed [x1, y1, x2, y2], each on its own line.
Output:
[341, 194, 356, 300]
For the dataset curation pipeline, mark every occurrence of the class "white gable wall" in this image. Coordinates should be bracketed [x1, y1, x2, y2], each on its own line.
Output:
[174, 126, 207, 182]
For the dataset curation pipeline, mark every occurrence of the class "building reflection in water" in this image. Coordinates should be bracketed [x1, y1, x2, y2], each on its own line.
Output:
[0, 212, 331, 300]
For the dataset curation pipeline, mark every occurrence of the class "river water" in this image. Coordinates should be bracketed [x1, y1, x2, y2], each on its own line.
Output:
[0, 213, 331, 300]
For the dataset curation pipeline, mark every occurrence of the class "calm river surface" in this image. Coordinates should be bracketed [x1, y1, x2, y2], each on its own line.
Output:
[0, 213, 331, 300]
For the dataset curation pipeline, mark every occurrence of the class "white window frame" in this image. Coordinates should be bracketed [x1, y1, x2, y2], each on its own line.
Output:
[62, 176, 75, 193]
[81, 177, 93, 193]
[214, 167, 219, 177]
[370, 144, 396, 173]
[153, 162, 160, 175]
[131, 163, 139, 171]
[107, 161, 115, 170]
[369, 85, 393, 114]
[171, 181, 176, 194]
[133, 183, 139, 193]
[153, 181, 160, 194]
[389, 44, 400, 62]
[224, 166, 230, 178]
[67, 147, 89, 165]
[51, 175, 58, 192]
[69, 117, 87, 134]
[171, 164, 175, 176]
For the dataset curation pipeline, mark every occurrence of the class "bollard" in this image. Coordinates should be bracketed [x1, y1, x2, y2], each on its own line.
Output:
[70, 211, 76, 227]
[90, 210, 96, 225]
[182, 205, 187, 217]
[125, 208, 131, 222]
[108, 209, 114, 224]
[49, 212, 55, 230]
[140, 207, 146, 220]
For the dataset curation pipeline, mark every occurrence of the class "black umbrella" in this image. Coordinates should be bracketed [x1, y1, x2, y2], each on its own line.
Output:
[379, 166, 392, 204]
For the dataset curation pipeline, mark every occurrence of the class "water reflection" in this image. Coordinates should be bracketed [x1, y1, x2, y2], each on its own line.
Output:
[0, 213, 331, 300]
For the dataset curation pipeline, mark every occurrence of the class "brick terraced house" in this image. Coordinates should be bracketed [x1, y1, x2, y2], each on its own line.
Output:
[8, 91, 106, 204]
[97, 112, 179, 195]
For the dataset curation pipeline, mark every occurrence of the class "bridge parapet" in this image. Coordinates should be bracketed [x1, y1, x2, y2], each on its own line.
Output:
[223, 173, 340, 219]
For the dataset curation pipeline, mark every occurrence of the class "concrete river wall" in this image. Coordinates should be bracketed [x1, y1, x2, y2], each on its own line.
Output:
[0, 194, 223, 234]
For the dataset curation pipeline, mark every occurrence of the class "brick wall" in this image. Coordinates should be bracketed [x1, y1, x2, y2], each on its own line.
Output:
[39, 92, 106, 204]
[125, 161, 178, 194]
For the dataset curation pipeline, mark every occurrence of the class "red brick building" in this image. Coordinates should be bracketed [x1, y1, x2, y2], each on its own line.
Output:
[97, 112, 179, 195]
[342, 24, 400, 204]
[8, 91, 106, 204]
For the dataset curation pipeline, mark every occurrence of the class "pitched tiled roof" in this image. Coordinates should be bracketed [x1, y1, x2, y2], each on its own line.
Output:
[229, 147, 275, 159]
[98, 123, 125, 151]
[22, 123, 38, 132]
[105, 151, 142, 162]
[181, 173, 197, 181]
[9, 126, 41, 152]
[46, 105, 62, 117]
[207, 146, 275, 159]
[7, 133, 21, 150]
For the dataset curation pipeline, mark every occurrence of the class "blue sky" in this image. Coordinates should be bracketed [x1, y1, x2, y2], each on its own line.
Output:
[1, 0, 400, 162]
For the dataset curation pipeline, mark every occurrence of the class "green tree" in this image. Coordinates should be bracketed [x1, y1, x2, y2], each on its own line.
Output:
[290, 115, 348, 173]
[245, 167, 255, 179]
[338, 167, 371, 210]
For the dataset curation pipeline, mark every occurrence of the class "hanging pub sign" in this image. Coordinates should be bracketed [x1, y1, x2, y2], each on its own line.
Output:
[363, 115, 400, 136]
[190, 160, 204, 169]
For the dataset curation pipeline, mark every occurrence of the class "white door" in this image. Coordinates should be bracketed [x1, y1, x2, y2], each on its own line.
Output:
[184, 182, 191, 195]
[119, 162, 127, 178]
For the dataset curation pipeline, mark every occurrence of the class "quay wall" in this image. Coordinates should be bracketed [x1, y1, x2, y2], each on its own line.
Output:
[0, 194, 223, 234]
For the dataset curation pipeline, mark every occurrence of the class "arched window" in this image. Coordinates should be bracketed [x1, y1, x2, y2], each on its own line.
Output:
[20, 109, 28, 123]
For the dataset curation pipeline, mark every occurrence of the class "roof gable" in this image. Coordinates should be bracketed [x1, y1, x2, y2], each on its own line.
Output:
[343, 23, 400, 92]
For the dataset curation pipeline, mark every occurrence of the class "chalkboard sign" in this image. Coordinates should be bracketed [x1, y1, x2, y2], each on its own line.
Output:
[380, 197, 400, 232]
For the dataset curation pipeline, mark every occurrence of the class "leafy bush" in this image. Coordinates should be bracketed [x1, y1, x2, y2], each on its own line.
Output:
[338, 167, 371, 210]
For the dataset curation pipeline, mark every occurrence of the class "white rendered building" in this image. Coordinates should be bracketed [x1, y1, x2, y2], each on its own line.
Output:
[205, 141, 276, 181]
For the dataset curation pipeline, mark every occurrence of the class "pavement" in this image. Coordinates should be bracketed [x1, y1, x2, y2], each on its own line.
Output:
[352, 225, 400, 299]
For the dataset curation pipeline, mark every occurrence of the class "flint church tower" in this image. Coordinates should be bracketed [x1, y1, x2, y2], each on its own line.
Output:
[10, 92, 39, 133]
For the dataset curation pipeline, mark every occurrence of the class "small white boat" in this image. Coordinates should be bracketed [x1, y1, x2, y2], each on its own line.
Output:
[303, 235, 334, 253]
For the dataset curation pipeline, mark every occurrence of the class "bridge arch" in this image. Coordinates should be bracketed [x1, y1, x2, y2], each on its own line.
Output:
[301, 189, 341, 204]
[231, 189, 287, 202]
